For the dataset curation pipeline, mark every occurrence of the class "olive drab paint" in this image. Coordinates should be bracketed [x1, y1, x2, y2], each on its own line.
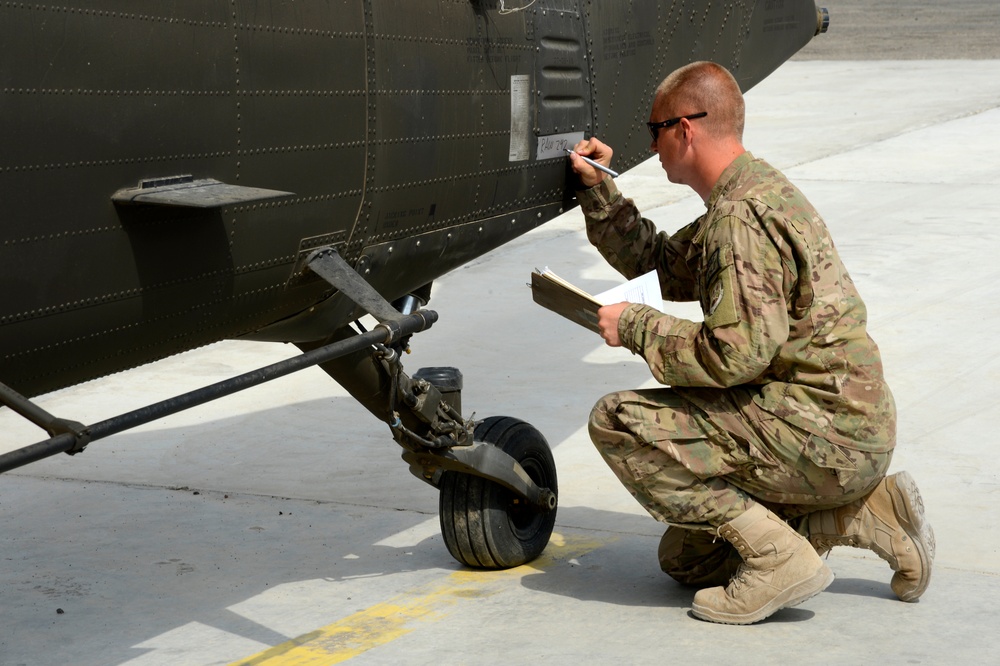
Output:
[0, 1, 827, 399]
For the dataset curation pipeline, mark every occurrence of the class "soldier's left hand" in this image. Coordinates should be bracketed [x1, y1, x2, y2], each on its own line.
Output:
[596, 302, 629, 347]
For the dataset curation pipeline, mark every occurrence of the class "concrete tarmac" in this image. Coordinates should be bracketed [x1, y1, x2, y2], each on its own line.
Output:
[2, 56, 1000, 666]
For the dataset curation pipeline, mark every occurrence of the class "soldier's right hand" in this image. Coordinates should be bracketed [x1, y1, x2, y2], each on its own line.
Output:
[569, 137, 614, 188]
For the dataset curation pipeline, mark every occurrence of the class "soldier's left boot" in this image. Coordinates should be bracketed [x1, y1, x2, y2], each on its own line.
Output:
[691, 503, 834, 625]
[658, 526, 743, 588]
[806, 470, 934, 602]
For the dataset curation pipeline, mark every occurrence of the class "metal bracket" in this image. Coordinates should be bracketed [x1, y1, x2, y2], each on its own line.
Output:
[0, 382, 91, 455]
[305, 248, 403, 324]
[112, 176, 293, 209]
[401, 444, 557, 512]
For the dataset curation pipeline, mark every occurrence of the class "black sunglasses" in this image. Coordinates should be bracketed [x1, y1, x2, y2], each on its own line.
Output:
[647, 112, 708, 141]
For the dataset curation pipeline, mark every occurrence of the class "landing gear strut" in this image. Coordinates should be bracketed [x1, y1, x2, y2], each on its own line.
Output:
[302, 250, 559, 569]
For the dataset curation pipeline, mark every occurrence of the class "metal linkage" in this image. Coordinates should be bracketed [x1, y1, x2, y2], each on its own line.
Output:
[402, 445, 558, 511]
[0, 383, 90, 453]
[0, 310, 437, 474]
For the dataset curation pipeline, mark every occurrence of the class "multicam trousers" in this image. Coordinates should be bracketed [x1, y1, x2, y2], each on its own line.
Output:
[589, 386, 893, 530]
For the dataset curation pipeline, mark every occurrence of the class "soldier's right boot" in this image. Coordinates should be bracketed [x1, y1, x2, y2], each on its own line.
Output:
[691, 503, 834, 624]
[807, 470, 934, 602]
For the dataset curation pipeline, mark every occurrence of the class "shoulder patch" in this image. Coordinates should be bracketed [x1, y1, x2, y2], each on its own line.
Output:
[704, 243, 740, 328]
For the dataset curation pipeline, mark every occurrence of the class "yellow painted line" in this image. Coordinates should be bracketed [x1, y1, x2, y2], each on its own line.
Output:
[229, 532, 610, 666]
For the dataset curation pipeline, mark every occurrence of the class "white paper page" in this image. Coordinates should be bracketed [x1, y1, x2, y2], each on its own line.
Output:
[595, 269, 662, 309]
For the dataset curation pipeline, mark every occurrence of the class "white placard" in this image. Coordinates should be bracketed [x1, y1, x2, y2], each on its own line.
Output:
[536, 131, 586, 160]
[508, 74, 531, 161]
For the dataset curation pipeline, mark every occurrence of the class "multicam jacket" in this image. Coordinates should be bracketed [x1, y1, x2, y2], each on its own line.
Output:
[578, 152, 895, 453]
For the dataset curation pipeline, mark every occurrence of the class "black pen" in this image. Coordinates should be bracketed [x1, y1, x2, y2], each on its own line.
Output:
[565, 148, 619, 178]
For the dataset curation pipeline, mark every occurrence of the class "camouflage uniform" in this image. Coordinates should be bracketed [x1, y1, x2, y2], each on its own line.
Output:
[578, 153, 896, 566]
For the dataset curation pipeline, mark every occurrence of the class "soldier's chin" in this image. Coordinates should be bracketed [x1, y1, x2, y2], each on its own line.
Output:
[663, 167, 684, 185]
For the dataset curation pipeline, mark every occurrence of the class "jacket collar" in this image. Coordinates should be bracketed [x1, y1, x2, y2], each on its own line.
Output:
[692, 151, 755, 244]
[707, 151, 754, 210]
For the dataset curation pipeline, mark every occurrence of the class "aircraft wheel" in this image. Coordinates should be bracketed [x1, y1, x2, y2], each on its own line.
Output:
[439, 416, 558, 569]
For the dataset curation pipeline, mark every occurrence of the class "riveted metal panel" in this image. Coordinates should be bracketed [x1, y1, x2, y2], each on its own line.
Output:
[534, 3, 589, 136]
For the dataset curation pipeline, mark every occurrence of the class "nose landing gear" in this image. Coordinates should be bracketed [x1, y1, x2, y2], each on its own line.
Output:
[439, 416, 558, 569]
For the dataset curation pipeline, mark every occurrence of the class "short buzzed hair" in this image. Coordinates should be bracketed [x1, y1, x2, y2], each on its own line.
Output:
[655, 61, 745, 141]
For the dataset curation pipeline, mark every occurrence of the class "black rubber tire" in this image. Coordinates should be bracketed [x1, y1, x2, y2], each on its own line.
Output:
[439, 416, 558, 569]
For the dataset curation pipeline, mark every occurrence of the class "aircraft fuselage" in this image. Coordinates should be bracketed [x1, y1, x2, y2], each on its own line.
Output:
[1, 1, 823, 398]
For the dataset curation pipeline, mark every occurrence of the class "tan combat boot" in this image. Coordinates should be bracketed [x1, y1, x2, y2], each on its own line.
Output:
[807, 470, 934, 602]
[691, 503, 834, 625]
